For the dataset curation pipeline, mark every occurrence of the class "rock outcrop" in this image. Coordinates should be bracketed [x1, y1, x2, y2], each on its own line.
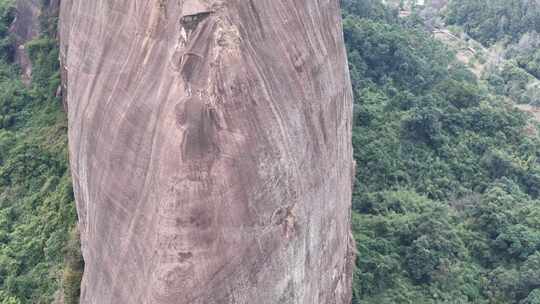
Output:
[9, 0, 59, 85]
[9, 0, 41, 84]
[59, 0, 354, 303]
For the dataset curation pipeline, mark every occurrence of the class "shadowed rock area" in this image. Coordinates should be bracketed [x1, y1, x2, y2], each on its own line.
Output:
[9, 0, 60, 85]
[59, 0, 354, 303]
[9, 0, 41, 84]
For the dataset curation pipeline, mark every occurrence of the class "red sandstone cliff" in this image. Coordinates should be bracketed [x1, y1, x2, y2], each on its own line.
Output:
[59, 1, 354, 303]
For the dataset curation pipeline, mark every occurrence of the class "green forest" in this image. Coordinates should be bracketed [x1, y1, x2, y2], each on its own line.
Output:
[446, 0, 540, 46]
[344, 0, 540, 303]
[0, 0, 539, 303]
[0, 1, 80, 303]
[445, 0, 540, 106]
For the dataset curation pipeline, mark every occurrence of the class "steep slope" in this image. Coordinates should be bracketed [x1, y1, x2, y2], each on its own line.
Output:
[59, 0, 354, 303]
[8, 0, 41, 84]
[344, 1, 540, 303]
[0, 0, 78, 303]
[9, 0, 59, 85]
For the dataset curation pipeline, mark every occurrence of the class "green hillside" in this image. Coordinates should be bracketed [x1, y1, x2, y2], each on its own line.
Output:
[344, 0, 540, 303]
[0, 1, 80, 303]
[1, 0, 540, 303]
[445, 0, 540, 106]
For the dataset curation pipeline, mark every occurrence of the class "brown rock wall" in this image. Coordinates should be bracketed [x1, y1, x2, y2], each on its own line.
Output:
[60, 1, 354, 303]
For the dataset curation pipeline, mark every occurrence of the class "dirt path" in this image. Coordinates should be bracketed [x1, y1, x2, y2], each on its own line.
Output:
[432, 28, 504, 77]
[432, 28, 540, 126]
[388, 0, 540, 124]
[432, 28, 540, 85]
[516, 104, 540, 122]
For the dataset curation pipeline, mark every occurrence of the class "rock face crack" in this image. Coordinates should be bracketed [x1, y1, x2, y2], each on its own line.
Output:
[59, 0, 354, 303]
[181, 12, 212, 30]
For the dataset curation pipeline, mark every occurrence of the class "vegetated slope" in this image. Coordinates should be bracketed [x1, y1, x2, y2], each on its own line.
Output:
[0, 1, 79, 303]
[446, 0, 540, 47]
[343, 0, 540, 303]
[445, 0, 540, 105]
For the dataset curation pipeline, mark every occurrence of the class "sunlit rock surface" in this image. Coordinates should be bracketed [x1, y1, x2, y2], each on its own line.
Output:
[59, 0, 354, 303]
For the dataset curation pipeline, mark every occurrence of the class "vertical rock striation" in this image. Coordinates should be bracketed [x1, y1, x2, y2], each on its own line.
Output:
[59, 0, 354, 303]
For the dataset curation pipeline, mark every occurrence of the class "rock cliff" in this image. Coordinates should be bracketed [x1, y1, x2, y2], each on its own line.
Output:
[59, 0, 354, 303]
[9, 0, 41, 84]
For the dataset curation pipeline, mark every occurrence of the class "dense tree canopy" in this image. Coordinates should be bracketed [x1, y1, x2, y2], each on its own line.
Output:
[345, 1, 540, 303]
[446, 0, 540, 46]
[0, 1, 79, 303]
[1, 0, 540, 303]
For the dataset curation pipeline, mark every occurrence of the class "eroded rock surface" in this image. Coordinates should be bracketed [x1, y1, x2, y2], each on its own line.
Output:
[10, 0, 59, 85]
[9, 0, 60, 85]
[9, 0, 40, 84]
[60, 0, 354, 303]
